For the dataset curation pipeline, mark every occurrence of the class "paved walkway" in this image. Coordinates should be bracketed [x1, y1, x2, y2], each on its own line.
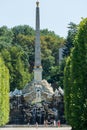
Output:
[0, 127, 72, 130]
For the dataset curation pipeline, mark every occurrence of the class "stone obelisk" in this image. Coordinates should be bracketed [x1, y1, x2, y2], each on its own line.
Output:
[34, 1, 42, 83]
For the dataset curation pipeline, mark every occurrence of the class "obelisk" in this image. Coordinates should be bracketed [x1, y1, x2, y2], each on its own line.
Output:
[34, 1, 42, 83]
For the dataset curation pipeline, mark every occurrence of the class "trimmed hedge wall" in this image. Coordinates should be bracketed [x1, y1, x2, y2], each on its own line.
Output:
[0, 56, 9, 126]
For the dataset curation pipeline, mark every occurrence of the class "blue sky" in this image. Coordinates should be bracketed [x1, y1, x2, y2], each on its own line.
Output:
[0, 0, 87, 38]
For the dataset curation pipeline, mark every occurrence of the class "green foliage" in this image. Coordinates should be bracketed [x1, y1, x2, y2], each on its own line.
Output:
[48, 58, 66, 90]
[0, 26, 13, 44]
[12, 25, 35, 36]
[0, 26, 32, 91]
[64, 57, 72, 124]
[63, 22, 77, 57]
[2, 45, 31, 91]
[0, 55, 9, 126]
[12, 34, 35, 72]
[41, 34, 65, 82]
[12, 25, 35, 44]
[64, 18, 87, 130]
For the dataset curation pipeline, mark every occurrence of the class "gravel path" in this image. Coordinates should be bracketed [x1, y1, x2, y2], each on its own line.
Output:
[0, 127, 71, 130]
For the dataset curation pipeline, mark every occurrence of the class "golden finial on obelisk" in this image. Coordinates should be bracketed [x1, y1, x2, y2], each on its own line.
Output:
[36, 0, 39, 7]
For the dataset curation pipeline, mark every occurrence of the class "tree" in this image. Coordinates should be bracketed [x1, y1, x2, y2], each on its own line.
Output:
[0, 55, 9, 126]
[64, 57, 72, 124]
[12, 25, 35, 44]
[0, 26, 13, 44]
[63, 22, 77, 57]
[41, 34, 65, 82]
[64, 18, 87, 130]
[9, 45, 31, 90]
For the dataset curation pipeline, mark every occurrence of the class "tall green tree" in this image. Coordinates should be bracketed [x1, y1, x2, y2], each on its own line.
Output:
[64, 57, 72, 124]
[64, 18, 87, 130]
[63, 22, 77, 57]
[0, 55, 9, 126]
